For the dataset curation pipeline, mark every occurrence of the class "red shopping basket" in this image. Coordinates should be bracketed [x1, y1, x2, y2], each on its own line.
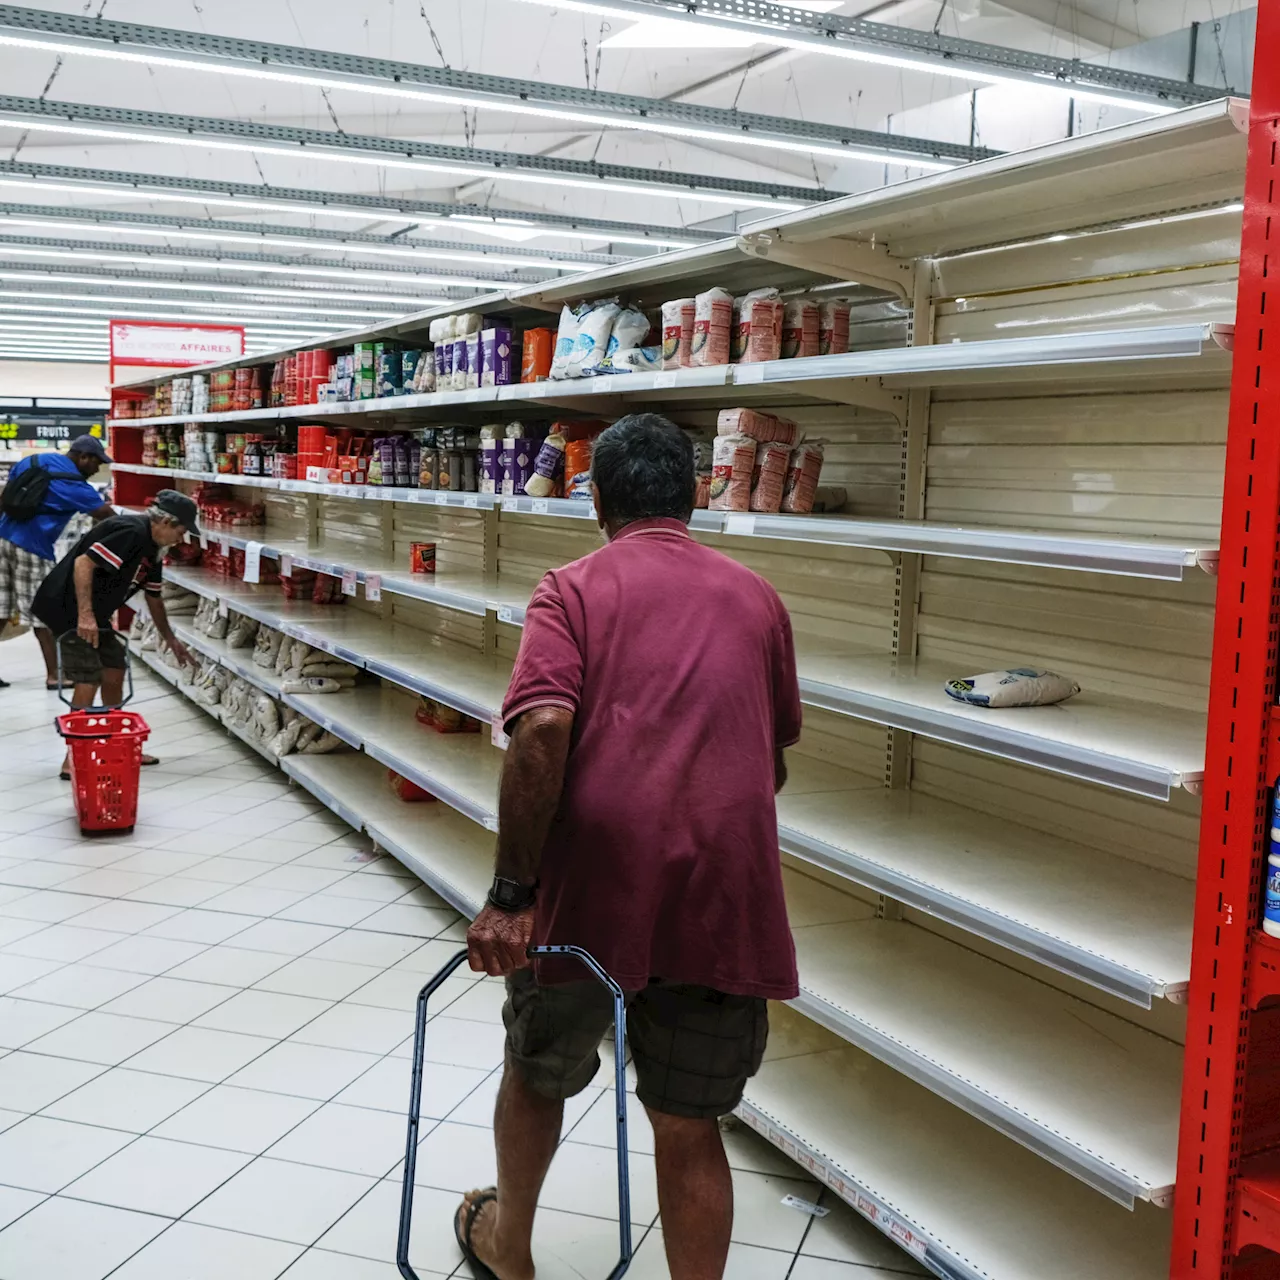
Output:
[55, 710, 151, 835]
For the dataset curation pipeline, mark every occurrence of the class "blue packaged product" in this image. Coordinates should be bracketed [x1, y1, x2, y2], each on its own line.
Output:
[1266, 850, 1280, 938]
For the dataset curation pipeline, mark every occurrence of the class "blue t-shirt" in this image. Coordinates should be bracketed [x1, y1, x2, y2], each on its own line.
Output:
[0, 453, 106, 560]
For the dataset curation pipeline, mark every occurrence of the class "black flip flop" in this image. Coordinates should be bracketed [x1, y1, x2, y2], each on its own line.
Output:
[140, 755, 159, 767]
[454, 1188, 502, 1280]
[59, 769, 70, 781]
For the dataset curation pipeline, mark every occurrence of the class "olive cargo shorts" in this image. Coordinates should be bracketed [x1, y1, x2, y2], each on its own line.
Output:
[503, 968, 768, 1120]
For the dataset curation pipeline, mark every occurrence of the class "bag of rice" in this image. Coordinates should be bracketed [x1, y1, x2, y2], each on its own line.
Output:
[781, 441, 825, 514]
[781, 299, 819, 360]
[282, 676, 343, 695]
[733, 290, 782, 363]
[819, 300, 851, 356]
[690, 287, 733, 367]
[661, 298, 695, 370]
[709, 434, 757, 512]
[943, 668, 1081, 708]
[570, 299, 621, 378]
[600, 306, 649, 373]
[550, 303, 588, 380]
[750, 441, 791, 513]
[225, 614, 259, 649]
[268, 718, 305, 758]
[299, 730, 343, 754]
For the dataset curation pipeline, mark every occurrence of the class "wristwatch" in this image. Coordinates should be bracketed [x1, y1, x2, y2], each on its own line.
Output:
[487, 875, 537, 912]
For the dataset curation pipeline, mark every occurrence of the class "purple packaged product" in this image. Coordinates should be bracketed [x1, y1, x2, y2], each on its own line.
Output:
[451, 337, 468, 390]
[480, 439, 500, 494]
[465, 334, 481, 390]
[409, 441, 421, 487]
[512, 438, 536, 496]
[394, 439, 411, 488]
[529, 436, 565, 491]
[481, 327, 513, 387]
[498, 440, 516, 495]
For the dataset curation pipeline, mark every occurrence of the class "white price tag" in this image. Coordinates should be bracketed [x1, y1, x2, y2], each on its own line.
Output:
[242, 540, 263, 584]
[722, 514, 757, 537]
[652, 371, 678, 389]
[591, 378, 613, 393]
[735, 363, 767, 384]
[341, 568, 358, 596]
[497, 605, 514, 624]
[490, 713, 510, 750]
[280, 553, 293, 578]
[365, 573, 382, 602]
[531, 499, 549, 515]
[220, 538, 230, 556]
[464, 495, 478, 509]
[217, 598, 229, 619]
[198, 532, 208, 550]
[433, 491, 447, 506]
[780, 1196, 828, 1218]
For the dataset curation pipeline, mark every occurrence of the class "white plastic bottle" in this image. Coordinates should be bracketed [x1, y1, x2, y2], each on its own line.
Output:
[1265, 851, 1280, 938]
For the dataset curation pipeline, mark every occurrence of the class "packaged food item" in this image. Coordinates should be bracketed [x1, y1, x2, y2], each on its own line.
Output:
[477, 425, 501, 495]
[281, 677, 343, 695]
[506, 437, 537, 495]
[781, 440, 825, 514]
[818, 300, 851, 356]
[481, 326, 514, 386]
[410, 541, 437, 574]
[428, 315, 456, 344]
[690, 287, 733, 367]
[388, 769, 437, 802]
[661, 298, 695, 370]
[415, 696, 482, 733]
[749, 441, 791, 513]
[464, 333, 481, 389]
[525, 429, 566, 498]
[564, 437, 595, 501]
[943, 668, 1081, 708]
[550, 303, 588, 379]
[454, 311, 483, 336]
[709, 434, 757, 512]
[600, 306, 650, 373]
[781, 299, 819, 360]
[570, 299, 621, 378]
[733, 290, 782, 363]
[521, 328, 554, 382]
[413, 348, 436, 393]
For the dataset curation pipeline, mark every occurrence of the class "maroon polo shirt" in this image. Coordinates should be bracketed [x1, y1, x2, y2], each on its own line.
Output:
[502, 516, 801, 999]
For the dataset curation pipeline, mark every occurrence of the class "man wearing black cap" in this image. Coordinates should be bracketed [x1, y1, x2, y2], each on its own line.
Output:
[0, 434, 115, 689]
[34, 490, 198, 776]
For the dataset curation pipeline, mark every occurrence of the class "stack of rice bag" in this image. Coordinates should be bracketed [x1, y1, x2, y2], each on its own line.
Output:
[706, 408, 826, 515]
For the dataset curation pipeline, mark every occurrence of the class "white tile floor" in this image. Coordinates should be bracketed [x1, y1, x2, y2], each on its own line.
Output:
[0, 644, 925, 1280]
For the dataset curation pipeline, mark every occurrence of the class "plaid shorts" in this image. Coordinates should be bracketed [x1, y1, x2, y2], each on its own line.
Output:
[0, 538, 52, 628]
[503, 969, 768, 1120]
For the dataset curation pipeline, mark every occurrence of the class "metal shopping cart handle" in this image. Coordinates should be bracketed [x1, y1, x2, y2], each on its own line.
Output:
[54, 626, 134, 710]
[397, 944, 632, 1280]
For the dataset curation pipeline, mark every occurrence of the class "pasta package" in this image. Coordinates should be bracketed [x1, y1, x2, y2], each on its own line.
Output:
[750, 441, 791, 514]
[781, 440, 825, 514]
[709, 433, 757, 512]
[661, 298, 695, 370]
[690, 287, 733, 367]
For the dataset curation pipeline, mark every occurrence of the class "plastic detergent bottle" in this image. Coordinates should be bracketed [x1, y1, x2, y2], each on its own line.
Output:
[1266, 790, 1280, 938]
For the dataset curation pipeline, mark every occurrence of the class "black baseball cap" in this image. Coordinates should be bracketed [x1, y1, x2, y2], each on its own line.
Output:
[153, 488, 200, 536]
[68, 433, 113, 463]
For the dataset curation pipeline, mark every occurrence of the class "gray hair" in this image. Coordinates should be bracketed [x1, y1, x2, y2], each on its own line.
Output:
[145, 505, 184, 527]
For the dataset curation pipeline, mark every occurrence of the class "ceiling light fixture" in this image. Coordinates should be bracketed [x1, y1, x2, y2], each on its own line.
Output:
[0, 286, 397, 322]
[0, 108, 815, 211]
[0, 298, 345, 328]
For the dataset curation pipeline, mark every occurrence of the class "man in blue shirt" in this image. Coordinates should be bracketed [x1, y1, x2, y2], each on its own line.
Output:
[0, 435, 114, 688]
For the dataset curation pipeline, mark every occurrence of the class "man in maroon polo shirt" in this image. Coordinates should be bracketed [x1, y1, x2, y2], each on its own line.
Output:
[457, 412, 801, 1280]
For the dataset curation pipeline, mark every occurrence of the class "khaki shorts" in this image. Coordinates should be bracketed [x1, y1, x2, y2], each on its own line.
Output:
[503, 968, 768, 1120]
[0, 539, 51, 627]
[58, 629, 127, 686]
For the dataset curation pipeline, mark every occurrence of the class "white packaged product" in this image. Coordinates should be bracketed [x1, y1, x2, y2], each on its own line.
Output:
[733, 290, 781, 363]
[550, 303, 588, 380]
[600, 306, 650, 373]
[690, 288, 733, 367]
[818, 300, 851, 356]
[281, 676, 343, 695]
[268, 718, 305, 757]
[750, 441, 791, 514]
[413, 349, 436, 393]
[943, 668, 1081, 708]
[781, 299, 819, 360]
[781, 440, 825, 514]
[524, 429, 566, 498]
[428, 316, 456, 343]
[454, 312, 483, 336]
[299, 729, 343, 754]
[569, 299, 621, 378]
[224, 614, 258, 649]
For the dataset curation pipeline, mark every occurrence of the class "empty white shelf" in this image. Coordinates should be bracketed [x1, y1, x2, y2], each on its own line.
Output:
[777, 779, 1192, 1006]
[281, 749, 491, 918]
[738, 1007, 1172, 1280]
[796, 646, 1206, 799]
[789, 916, 1179, 1205]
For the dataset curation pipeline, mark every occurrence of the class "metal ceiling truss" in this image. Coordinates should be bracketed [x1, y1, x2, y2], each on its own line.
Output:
[518, 0, 1228, 108]
[0, 5, 999, 168]
[0, 95, 839, 207]
[0, 160, 720, 247]
[0, 232, 535, 288]
[0, 202, 621, 270]
[0, 261, 438, 307]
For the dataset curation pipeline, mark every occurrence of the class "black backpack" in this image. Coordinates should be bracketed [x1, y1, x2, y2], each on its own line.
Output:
[0, 458, 51, 522]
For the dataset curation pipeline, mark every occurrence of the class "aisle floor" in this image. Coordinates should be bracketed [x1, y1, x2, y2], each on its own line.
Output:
[0, 646, 924, 1280]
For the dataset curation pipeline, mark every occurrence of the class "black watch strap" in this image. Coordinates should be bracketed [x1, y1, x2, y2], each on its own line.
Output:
[487, 875, 537, 912]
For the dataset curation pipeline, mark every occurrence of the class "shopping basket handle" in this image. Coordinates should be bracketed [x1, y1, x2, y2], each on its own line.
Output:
[54, 627, 135, 710]
[396, 944, 632, 1280]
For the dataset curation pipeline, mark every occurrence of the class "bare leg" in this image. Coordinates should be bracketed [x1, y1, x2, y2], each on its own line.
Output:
[60, 679, 100, 776]
[34, 627, 57, 685]
[458, 1063, 563, 1280]
[649, 1110, 733, 1280]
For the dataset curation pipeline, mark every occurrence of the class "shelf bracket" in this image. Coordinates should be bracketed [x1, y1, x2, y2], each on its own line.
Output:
[735, 232, 916, 301]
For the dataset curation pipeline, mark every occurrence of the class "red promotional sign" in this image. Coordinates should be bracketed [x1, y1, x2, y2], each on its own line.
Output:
[109, 320, 245, 375]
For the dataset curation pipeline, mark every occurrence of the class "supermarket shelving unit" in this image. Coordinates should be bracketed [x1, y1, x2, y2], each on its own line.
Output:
[107, 56, 1277, 1279]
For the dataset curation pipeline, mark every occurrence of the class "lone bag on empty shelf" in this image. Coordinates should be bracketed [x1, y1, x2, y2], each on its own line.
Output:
[943, 668, 1081, 708]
